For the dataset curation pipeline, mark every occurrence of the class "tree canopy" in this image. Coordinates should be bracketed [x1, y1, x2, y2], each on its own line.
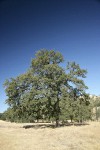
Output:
[4, 49, 90, 126]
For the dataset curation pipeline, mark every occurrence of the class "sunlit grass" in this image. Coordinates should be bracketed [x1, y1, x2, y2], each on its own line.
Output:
[0, 120, 100, 150]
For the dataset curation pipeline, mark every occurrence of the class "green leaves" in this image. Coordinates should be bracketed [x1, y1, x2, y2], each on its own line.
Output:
[4, 49, 90, 125]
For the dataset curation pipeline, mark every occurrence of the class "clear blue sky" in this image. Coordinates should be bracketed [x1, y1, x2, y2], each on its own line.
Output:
[0, 0, 100, 112]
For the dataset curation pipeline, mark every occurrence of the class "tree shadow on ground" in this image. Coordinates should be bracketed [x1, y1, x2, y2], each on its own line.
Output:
[23, 122, 89, 129]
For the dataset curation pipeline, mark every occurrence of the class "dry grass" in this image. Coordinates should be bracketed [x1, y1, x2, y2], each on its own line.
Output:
[0, 120, 100, 150]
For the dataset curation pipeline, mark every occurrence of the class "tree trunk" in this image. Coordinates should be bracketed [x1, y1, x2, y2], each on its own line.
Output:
[55, 96, 60, 127]
[55, 118, 59, 127]
[70, 115, 73, 123]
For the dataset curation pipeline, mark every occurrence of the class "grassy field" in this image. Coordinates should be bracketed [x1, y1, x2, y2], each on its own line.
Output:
[0, 120, 100, 150]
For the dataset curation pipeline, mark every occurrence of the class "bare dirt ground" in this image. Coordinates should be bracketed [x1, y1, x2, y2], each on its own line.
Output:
[0, 120, 100, 150]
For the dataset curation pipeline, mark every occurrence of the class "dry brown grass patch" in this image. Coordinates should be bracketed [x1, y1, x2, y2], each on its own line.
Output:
[0, 120, 100, 150]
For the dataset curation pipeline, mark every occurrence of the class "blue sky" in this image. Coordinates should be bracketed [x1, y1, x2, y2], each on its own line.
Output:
[0, 0, 100, 112]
